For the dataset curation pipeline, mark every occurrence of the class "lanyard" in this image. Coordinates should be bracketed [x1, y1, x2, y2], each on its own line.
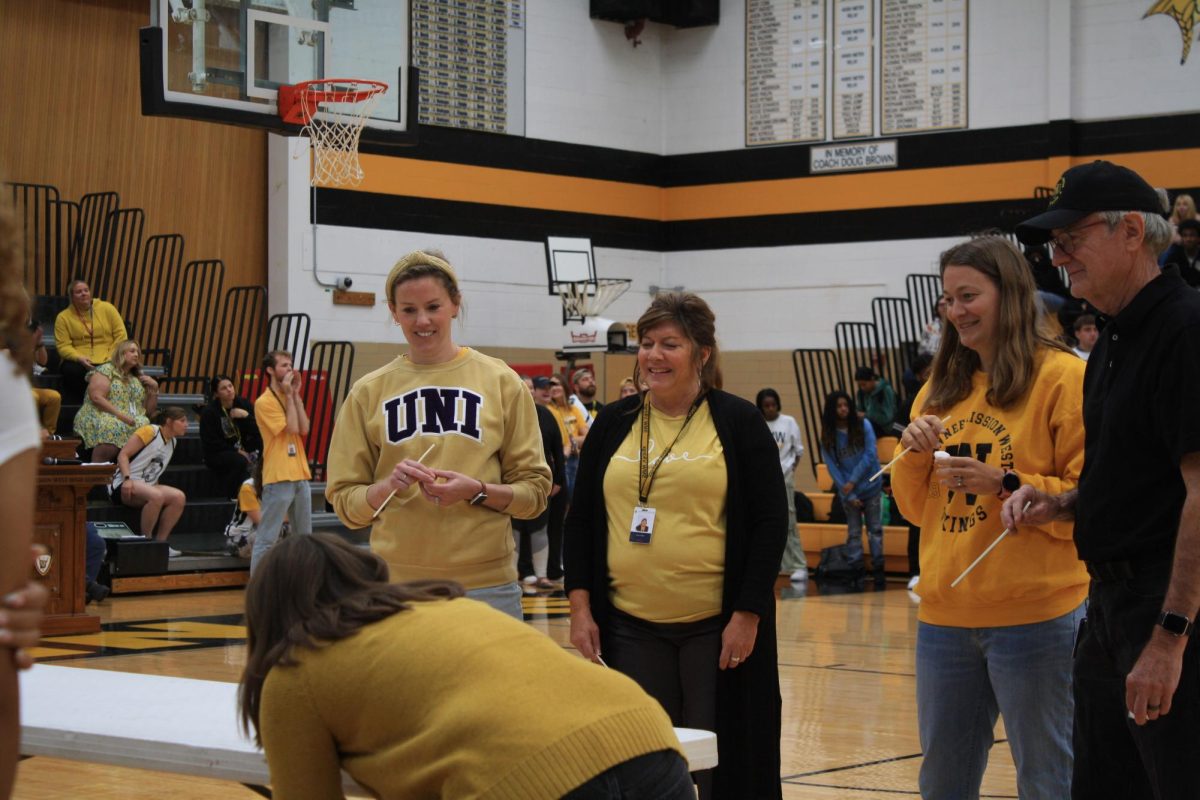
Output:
[638, 394, 704, 505]
[221, 404, 243, 448]
[269, 387, 288, 415]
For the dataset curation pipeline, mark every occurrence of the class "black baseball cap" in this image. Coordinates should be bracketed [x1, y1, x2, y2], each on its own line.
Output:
[531, 376, 551, 389]
[1015, 160, 1164, 246]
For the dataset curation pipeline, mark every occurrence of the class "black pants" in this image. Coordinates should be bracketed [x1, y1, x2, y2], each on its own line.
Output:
[1072, 566, 1200, 799]
[205, 450, 250, 500]
[546, 490, 567, 580]
[60, 358, 90, 405]
[603, 608, 722, 800]
[562, 749, 694, 799]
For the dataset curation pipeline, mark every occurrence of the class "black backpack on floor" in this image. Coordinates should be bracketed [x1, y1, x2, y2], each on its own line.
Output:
[814, 544, 864, 582]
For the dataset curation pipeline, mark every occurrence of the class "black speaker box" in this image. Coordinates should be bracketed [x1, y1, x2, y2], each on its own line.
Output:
[94, 522, 169, 576]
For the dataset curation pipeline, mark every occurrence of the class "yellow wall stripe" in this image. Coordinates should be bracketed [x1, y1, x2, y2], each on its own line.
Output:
[349, 149, 1200, 224]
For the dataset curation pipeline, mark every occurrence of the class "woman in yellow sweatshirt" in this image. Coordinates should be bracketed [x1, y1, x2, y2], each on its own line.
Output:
[890, 236, 1088, 800]
[325, 251, 551, 620]
[240, 534, 692, 800]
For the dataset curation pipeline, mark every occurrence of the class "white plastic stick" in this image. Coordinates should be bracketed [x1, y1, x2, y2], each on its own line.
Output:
[371, 442, 436, 520]
[868, 415, 953, 482]
[950, 500, 1032, 588]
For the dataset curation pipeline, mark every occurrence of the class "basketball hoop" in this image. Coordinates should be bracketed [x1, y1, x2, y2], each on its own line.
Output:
[278, 79, 388, 187]
[554, 278, 631, 324]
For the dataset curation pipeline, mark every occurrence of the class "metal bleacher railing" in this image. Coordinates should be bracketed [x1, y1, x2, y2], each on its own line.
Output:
[8, 180, 355, 483]
[795, 272, 946, 478]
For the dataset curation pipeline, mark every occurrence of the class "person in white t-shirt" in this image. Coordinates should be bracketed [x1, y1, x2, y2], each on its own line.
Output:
[757, 388, 808, 581]
[110, 406, 189, 555]
[1072, 314, 1099, 361]
[0, 199, 48, 797]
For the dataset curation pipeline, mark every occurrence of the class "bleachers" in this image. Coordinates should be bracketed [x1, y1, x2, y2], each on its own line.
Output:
[15, 180, 358, 592]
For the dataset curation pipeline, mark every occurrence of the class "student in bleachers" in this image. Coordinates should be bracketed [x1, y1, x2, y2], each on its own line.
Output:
[109, 406, 189, 557]
[891, 235, 1086, 800]
[224, 459, 262, 560]
[617, 376, 639, 398]
[756, 387, 808, 582]
[853, 366, 897, 437]
[325, 250, 550, 620]
[72, 338, 158, 463]
[53, 279, 127, 404]
[1162, 218, 1200, 286]
[199, 374, 262, 499]
[27, 319, 59, 437]
[1071, 314, 1099, 361]
[918, 296, 948, 357]
[239, 534, 693, 800]
[818, 390, 885, 587]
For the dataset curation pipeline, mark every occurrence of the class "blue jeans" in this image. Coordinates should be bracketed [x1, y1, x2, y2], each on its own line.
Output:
[565, 453, 579, 498]
[250, 479, 312, 574]
[465, 581, 524, 621]
[916, 603, 1085, 800]
[843, 493, 883, 572]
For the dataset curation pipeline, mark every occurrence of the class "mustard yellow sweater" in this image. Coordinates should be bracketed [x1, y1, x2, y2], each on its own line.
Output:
[325, 348, 550, 588]
[53, 299, 126, 363]
[891, 349, 1089, 627]
[259, 598, 683, 800]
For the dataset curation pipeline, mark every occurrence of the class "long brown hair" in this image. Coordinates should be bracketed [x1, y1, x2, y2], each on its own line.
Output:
[238, 534, 464, 744]
[923, 236, 1069, 412]
[631, 292, 723, 400]
[0, 195, 30, 374]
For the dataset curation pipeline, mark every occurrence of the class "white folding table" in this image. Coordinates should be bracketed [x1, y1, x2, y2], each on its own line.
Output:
[20, 665, 716, 795]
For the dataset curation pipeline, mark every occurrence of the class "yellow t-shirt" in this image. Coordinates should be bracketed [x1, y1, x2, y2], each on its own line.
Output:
[238, 480, 261, 513]
[547, 403, 588, 454]
[604, 402, 726, 623]
[254, 389, 312, 485]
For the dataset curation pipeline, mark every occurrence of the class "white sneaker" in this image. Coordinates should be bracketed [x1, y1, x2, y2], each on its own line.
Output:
[907, 575, 920, 590]
[522, 575, 538, 584]
[168, 547, 182, 558]
[790, 568, 808, 582]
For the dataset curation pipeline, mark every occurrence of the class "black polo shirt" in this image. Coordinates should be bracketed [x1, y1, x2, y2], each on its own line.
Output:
[1076, 272, 1200, 563]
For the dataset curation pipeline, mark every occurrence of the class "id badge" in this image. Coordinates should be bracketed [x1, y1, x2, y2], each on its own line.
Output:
[629, 506, 656, 544]
[287, 442, 297, 457]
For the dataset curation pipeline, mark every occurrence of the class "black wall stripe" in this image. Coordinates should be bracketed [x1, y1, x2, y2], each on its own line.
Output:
[358, 113, 1200, 188]
[316, 189, 1043, 251]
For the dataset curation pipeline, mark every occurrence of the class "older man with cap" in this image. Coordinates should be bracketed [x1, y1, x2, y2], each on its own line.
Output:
[1004, 160, 1200, 799]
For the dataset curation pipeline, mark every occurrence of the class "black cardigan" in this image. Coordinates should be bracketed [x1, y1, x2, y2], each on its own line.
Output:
[564, 390, 787, 800]
[198, 396, 262, 461]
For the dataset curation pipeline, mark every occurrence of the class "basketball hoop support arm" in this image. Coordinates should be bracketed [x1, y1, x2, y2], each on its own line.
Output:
[170, 0, 210, 92]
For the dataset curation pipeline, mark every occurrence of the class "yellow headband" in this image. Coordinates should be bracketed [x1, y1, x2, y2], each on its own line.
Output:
[385, 251, 459, 302]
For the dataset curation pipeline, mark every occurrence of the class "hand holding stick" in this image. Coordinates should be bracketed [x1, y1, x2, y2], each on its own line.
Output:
[869, 415, 953, 482]
[371, 442, 436, 520]
[950, 500, 1032, 588]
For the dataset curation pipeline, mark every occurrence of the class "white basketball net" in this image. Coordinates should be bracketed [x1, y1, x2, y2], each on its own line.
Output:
[297, 81, 386, 188]
[557, 278, 631, 321]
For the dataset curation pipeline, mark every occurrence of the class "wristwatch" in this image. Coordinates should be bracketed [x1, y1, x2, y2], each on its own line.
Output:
[468, 480, 489, 506]
[997, 469, 1021, 500]
[1158, 611, 1194, 638]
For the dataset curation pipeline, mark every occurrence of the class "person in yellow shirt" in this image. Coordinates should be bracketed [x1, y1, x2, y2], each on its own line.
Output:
[53, 279, 127, 403]
[238, 533, 693, 800]
[252, 351, 311, 573]
[565, 292, 786, 800]
[546, 374, 588, 497]
[326, 250, 550, 620]
[890, 236, 1088, 800]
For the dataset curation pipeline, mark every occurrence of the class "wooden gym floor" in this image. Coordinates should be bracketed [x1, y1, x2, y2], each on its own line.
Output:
[14, 579, 1020, 799]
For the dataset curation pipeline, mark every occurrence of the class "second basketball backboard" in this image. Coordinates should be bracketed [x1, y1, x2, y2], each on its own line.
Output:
[143, 0, 414, 141]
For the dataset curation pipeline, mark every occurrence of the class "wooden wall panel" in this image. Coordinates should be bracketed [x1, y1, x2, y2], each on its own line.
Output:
[0, 0, 267, 295]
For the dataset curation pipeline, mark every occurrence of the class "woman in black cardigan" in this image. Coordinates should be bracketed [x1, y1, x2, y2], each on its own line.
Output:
[198, 375, 262, 499]
[565, 292, 787, 800]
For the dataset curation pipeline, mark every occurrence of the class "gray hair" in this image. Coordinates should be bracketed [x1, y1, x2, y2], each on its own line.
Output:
[1099, 210, 1173, 256]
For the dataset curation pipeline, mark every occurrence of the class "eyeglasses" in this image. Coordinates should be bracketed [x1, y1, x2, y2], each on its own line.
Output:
[1049, 220, 1108, 258]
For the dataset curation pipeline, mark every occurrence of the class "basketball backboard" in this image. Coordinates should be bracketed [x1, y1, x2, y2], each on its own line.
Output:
[544, 236, 596, 295]
[142, 0, 415, 142]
